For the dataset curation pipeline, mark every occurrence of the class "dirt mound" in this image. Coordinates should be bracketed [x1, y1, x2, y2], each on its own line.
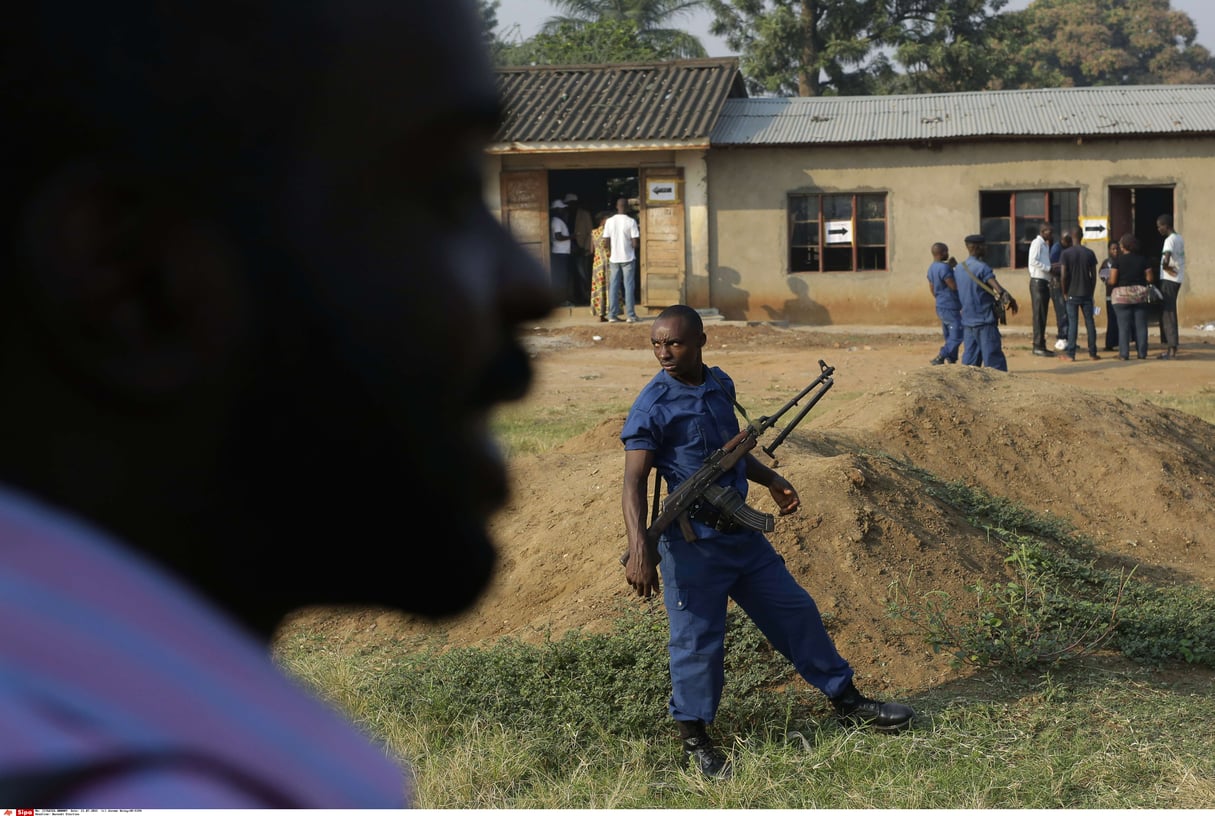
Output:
[278, 326, 1215, 695]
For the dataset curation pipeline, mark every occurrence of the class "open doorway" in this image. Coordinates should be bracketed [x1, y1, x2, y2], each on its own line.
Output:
[548, 168, 638, 308]
[1109, 185, 1174, 262]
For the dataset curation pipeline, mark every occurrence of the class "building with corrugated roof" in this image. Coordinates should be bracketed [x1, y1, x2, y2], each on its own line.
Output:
[487, 60, 1214, 326]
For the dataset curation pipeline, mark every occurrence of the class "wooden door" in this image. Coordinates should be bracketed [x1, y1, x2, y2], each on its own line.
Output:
[500, 170, 549, 277]
[639, 167, 686, 309]
[1108, 187, 1132, 249]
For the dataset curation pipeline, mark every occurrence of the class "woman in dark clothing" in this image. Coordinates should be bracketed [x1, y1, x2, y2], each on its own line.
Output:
[1098, 240, 1120, 352]
[1107, 233, 1156, 361]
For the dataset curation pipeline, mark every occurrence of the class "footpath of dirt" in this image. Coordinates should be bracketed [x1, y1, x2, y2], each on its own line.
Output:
[279, 317, 1215, 695]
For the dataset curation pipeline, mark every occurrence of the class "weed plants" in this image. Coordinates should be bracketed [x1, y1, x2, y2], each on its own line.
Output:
[275, 392, 1215, 808]
[278, 472, 1215, 810]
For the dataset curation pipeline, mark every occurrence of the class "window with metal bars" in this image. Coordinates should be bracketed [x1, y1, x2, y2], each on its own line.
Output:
[788, 192, 887, 273]
[979, 189, 1080, 268]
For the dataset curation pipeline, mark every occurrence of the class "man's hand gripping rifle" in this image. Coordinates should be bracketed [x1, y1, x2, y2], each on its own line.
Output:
[620, 359, 835, 567]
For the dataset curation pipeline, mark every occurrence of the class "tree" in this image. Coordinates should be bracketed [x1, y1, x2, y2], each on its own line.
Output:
[495, 18, 676, 65]
[706, 0, 965, 96]
[477, 0, 500, 40]
[994, 0, 1215, 87]
[478, 0, 525, 65]
[539, 0, 710, 59]
[884, 0, 1016, 93]
[706, 0, 1215, 96]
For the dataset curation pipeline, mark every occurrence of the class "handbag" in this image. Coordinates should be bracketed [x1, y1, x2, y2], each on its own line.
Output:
[1111, 284, 1149, 306]
[1147, 283, 1164, 306]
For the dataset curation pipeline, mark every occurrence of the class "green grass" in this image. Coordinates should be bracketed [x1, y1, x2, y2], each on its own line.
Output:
[1132, 385, 1215, 425]
[277, 602, 1215, 808]
[276, 465, 1215, 807]
[274, 385, 1215, 807]
[491, 400, 632, 456]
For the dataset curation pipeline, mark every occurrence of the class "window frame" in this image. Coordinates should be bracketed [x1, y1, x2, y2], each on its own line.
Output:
[979, 189, 1080, 269]
[788, 192, 888, 274]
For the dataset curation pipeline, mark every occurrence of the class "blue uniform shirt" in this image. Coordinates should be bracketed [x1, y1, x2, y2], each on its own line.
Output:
[621, 365, 748, 543]
[954, 255, 999, 327]
[927, 260, 961, 314]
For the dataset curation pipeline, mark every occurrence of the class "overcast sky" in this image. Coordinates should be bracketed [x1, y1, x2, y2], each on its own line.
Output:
[494, 0, 1215, 58]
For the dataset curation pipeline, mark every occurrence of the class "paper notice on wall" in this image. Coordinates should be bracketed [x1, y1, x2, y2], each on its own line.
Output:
[825, 220, 852, 244]
[1081, 217, 1109, 244]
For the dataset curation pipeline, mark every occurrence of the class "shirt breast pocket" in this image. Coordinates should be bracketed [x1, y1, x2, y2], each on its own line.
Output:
[667, 413, 710, 457]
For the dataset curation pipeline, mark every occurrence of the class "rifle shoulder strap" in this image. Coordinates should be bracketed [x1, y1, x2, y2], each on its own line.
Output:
[650, 468, 661, 526]
[960, 259, 998, 298]
[705, 365, 762, 435]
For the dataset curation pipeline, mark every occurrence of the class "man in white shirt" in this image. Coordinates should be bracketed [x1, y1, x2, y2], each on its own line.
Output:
[550, 199, 573, 306]
[1156, 214, 1185, 359]
[602, 196, 641, 323]
[1027, 223, 1056, 356]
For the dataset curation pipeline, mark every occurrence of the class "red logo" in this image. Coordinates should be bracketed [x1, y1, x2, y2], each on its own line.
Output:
[16, 810, 35, 816]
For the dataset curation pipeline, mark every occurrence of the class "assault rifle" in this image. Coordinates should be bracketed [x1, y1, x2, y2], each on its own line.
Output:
[620, 359, 835, 567]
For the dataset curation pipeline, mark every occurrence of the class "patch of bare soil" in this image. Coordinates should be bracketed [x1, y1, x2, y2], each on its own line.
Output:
[278, 321, 1215, 696]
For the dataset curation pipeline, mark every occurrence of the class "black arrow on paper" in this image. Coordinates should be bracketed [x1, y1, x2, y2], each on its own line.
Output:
[1084, 224, 1107, 234]
[827, 227, 849, 235]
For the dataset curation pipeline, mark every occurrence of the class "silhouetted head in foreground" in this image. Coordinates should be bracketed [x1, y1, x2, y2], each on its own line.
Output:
[0, 0, 554, 635]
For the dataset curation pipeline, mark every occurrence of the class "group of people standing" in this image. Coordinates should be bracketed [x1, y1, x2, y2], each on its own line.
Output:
[928, 215, 1185, 369]
[1048, 215, 1185, 361]
[552, 194, 641, 322]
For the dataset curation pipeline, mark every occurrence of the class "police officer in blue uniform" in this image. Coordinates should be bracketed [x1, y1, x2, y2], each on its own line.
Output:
[955, 234, 1019, 371]
[620, 305, 914, 779]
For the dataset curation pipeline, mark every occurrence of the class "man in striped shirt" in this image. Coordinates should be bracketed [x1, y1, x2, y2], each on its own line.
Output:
[0, 0, 553, 806]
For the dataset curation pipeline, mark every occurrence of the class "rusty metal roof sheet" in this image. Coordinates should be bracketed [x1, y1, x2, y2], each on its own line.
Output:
[711, 85, 1215, 146]
[491, 58, 746, 150]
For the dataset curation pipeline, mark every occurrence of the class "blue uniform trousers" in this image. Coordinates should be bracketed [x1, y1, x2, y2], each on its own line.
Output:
[658, 529, 853, 725]
[961, 322, 1008, 371]
[936, 307, 963, 363]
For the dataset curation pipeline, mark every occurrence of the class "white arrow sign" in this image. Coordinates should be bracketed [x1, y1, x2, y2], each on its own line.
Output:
[825, 220, 853, 244]
[1081, 217, 1109, 244]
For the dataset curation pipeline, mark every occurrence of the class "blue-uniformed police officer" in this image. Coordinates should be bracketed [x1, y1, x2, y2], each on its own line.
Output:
[620, 305, 914, 779]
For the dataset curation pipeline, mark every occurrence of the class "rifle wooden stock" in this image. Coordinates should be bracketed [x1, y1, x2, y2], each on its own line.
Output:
[619, 360, 835, 568]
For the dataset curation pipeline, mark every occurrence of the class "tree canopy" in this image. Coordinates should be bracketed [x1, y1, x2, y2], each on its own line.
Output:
[995, 0, 1215, 88]
[484, 0, 1215, 92]
[492, 0, 710, 65]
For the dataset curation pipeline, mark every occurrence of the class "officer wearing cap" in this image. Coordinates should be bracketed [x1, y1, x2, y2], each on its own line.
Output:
[953, 234, 1019, 371]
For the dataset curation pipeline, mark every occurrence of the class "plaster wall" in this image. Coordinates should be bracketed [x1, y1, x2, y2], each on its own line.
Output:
[707, 138, 1215, 326]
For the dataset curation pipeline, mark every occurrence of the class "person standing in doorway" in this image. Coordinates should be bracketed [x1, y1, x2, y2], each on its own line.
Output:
[603, 196, 641, 323]
[589, 210, 611, 321]
[1028, 222, 1057, 356]
[1156, 214, 1185, 359]
[1098, 239, 1121, 352]
[927, 242, 962, 365]
[550, 199, 573, 306]
[1108, 233, 1156, 361]
[564, 193, 594, 305]
[1059, 227, 1100, 361]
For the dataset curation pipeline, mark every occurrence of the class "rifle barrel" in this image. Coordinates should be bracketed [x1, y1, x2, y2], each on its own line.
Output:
[761, 361, 834, 461]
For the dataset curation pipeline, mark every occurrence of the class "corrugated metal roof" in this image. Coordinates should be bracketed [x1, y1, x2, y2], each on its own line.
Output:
[711, 85, 1215, 146]
[491, 58, 747, 150]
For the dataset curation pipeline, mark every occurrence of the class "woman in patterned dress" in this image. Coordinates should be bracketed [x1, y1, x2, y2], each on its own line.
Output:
[589, 211, 610, 321]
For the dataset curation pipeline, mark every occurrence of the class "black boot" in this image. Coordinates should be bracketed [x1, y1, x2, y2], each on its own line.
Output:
[830, 681, 915, 733]
[677, 720, 732, 779]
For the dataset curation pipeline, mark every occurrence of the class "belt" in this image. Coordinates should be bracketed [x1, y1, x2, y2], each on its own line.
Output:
[687, 499, 743, 534]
